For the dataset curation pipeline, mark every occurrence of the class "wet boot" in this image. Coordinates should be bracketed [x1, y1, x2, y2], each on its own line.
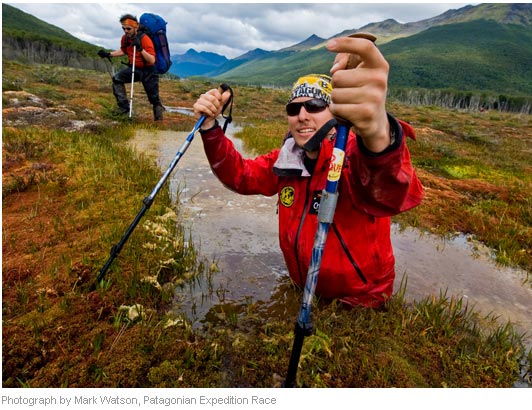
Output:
[117, 106, 129, 115]
[112, 79, 129, 115]
[153, 104, 164, 121]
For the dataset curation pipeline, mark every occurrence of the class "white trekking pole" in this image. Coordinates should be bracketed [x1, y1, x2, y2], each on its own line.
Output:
[129, 45, 136, 119]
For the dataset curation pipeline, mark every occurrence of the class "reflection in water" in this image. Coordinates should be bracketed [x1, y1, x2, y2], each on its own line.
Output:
[130, 127, 532, 350]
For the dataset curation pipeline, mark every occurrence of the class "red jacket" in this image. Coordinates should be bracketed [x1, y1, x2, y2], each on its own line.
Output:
[200, 116, 423, 307]
[120, 34, 155, 69]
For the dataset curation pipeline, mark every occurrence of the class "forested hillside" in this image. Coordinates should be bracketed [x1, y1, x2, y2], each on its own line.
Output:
[383, 20, 532, 92]
[215, 18, 532, 113]
[2, 4, 111, 72]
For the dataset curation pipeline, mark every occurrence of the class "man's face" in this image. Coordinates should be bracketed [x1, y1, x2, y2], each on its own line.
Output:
[287, 97, 334, 154]
[122, 25, 137, 38]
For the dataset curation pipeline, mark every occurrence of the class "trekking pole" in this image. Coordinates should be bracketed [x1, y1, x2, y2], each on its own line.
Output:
[284, 121, 350, 388]
[129, 45, 136, 119]
[284, 33, 377, 387]
[92, 115, 206, 290]
[102, 55, 115, 79]
[92, 84, 233, 290]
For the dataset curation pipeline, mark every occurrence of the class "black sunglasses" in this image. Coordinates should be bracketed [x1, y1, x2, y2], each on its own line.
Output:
[286, 98, 328, 116]
[122, 27, 134, 32]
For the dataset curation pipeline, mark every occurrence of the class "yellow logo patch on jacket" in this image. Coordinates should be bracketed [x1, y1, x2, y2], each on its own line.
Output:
[280, 186, 295, 207]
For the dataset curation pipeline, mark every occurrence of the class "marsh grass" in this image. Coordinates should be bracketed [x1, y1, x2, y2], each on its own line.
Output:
[2, 62, 530, 387]
[198, 279, 526, 387]
[2, 116, 211, 386]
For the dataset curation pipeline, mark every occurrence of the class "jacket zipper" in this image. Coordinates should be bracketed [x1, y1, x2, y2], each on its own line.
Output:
[294, 178, 312, 284]
[331, 223, 368, 284]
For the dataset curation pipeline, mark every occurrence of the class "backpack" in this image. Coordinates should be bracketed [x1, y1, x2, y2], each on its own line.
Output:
[139, 13, 172, 74]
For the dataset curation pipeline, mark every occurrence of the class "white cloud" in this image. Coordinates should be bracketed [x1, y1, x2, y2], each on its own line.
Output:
[6, 2, 474, 58]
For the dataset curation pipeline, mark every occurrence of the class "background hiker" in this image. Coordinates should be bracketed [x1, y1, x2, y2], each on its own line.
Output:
[98, 14, 164, 121]
[193, 36, 424, 309]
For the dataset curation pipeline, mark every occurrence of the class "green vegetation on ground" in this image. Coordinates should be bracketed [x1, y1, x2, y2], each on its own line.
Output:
[2, 61, 531, 387]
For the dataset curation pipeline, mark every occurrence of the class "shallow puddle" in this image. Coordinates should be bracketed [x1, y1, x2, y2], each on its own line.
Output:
[130, 126, 532, 350]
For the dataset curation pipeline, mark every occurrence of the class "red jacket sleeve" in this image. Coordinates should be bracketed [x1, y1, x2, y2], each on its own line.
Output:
[200, 125, 279, 197]
[344, 117, 424, 217]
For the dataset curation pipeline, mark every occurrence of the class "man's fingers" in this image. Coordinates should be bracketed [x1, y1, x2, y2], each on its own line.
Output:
[330, 52, 349, 73]
[327, 37, 388, 70]
[206, 88, 232, 107]
[331, 66, 387, 89]
[221, 89, 232, 106]
[194, 88, 232, 118]
[193, 91, 216, 117]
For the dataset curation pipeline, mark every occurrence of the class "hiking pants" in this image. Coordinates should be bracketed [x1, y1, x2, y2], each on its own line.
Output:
[112, 65, 162, 113]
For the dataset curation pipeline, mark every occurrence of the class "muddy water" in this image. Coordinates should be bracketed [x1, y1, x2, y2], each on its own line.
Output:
[130, 127, 532, 349]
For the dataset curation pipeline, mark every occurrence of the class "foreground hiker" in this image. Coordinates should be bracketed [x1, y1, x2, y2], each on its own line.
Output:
[193, 36, 424, 308]
[97, 14, 164, 121]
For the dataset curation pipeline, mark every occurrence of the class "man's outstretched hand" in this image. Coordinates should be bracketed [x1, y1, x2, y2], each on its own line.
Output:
[327, 36, 391, 153]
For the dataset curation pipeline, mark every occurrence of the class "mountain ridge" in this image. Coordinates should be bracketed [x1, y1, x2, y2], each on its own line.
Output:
[3, 3, 532, 98]
[210, 3, 532, 96]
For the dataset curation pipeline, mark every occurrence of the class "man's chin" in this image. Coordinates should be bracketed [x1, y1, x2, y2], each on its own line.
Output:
[294, 132, 315, 145]
[294, 134, 313, 147]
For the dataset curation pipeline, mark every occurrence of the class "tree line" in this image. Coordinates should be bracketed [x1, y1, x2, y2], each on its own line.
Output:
[389, 87, 532, 115]
[2, 33, 111, 73]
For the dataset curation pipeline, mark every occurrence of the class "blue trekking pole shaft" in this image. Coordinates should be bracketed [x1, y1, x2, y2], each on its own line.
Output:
[284, 122, 349, 388]
[93, 115, 206, 287]
[147, 115, 205, 201]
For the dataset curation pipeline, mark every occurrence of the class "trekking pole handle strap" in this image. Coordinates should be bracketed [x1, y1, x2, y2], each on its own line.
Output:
[219, 83, 233, 132]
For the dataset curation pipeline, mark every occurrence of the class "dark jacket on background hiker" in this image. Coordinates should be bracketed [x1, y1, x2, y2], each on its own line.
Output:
[199, 117, 423, 307]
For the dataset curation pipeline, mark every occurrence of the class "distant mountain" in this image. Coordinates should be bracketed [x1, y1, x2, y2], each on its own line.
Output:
[170, 47, 274, 78]
[278, 34, 327, 51]
[3, 2, 532, 100]
[381, 19, 532, 94]
[334, 19, 409, 44]
[204, 48, 271, 77]
[334, 3, 532, 44]
[234, 48, 271, 61]
[214, 3, 532, 96]
[169, 49, 228, 77]
[172, 48, 228, 66]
